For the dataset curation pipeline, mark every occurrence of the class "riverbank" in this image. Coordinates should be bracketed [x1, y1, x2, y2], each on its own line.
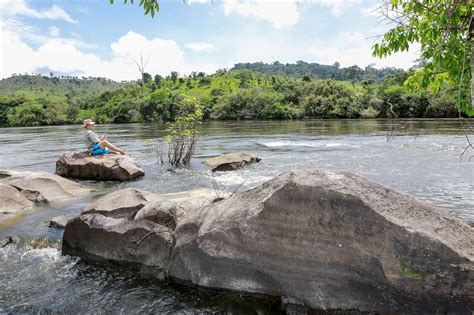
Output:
[1, 69, 467, 128]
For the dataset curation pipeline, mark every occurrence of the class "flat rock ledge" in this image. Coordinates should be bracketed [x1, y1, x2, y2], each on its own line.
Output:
[62, 171, 474, 314]
[204, 152, 261, 171]
[0, 169, 91, 221]
[56, 151, 145, 181]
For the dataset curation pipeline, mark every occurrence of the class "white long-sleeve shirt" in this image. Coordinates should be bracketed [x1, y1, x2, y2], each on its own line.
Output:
[85, 130, 100, 150]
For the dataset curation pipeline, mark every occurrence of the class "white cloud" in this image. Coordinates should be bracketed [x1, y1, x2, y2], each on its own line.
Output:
[0, 0, 77, 23]
[184, 42, 215, 52]
[307, 31, 419, 69]
[48, 26, 60, 37]
[2, 19, 95, 49]
[318, 0, 361, 16]
[0, 26, 219, 80]
[222, 0, 300, 28]
[186, 0, 209, 3]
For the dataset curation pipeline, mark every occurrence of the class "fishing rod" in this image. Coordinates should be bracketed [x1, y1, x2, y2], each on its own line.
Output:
[103, 114, 119, 138]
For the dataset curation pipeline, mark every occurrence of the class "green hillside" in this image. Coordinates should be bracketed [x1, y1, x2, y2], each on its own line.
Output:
[0, 66, 463, 127]
[0, 74, 125, 102]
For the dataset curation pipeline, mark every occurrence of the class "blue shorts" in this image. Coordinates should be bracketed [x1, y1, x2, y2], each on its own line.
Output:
[91, 143, 110, 155]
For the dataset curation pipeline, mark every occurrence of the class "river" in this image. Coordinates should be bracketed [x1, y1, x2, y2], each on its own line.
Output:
[0, 119, 473, 313]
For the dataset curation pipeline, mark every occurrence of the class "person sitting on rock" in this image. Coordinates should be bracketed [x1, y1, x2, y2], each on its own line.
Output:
[83, 119, 125, 155]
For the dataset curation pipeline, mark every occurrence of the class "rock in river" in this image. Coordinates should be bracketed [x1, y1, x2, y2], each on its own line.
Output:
[62, 170, 474, 313]
[171, 170, 474, 313]
[82, 188, 162, 219]
[63, 214, 173, 277]
[0, 169, 90, 204]
[0, 183, 34, 219]
[204, 152, 261, 171]
[49, 215, 75, 229]
[55, 151, 145, 181]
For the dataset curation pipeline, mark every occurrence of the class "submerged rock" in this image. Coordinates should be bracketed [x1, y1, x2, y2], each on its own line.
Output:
[0, 169, 90, 204]
[56, 151, 145, 181]
[49, 215, 75, 229]
[62, 214, 173, 277]
[0, 183, 34, 218]
[204, 152, 261, 171]
[1, 236, 18, 248]
[62, 171, 474, 313]
[82, 188, 161, 219]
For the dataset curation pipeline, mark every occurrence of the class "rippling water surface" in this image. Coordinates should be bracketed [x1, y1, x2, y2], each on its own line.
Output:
[0, 119, 473, 313]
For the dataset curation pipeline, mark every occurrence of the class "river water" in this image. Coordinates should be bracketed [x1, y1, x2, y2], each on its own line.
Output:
[0, 119, 473, 313]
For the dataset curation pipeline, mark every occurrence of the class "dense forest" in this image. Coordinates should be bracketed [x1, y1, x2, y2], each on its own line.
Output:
[231, 61, 404, 82]
[0, 62, 464, 127]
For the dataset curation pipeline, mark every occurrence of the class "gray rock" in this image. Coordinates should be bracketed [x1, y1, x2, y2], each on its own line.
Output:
[56, 151, 145, 181]
[1, 236, 18, 247]
[20, 189, 47, 203]
[204, 152, 261, 171]
[82, 188, 161, 219]
[163, 187, 227, 203]
[62, 171, 474, 312]
[164, 188, 230, 217]
[170, 170, 474, 313]
[134, 200, 178, 230]
[0, 183, 34, 219]
[49, 215, 74, 228]
[62, 214, 173, 277]
[0, 169, 91, 204]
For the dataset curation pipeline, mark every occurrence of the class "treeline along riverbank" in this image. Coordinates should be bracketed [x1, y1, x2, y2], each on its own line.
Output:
[0, 61, 466, 127]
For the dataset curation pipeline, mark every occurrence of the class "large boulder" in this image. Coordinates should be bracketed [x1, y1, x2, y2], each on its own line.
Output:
[170, 170, 474, 313]
[56, 151, 145, 181]
[0, 169, 90, 204]
[0, 183, 34, 219]
[82, 188, 161, 219]
[204, 152, 261, 171]
[61, 171, 474, 312]
[62, 214, 173, 277]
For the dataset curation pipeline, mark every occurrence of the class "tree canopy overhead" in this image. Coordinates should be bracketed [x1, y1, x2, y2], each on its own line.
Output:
[109, 0, 160, 17]
[372, 0, 473, 115]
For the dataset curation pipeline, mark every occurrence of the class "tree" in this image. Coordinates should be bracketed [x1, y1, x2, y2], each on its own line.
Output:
[157, 95, 203, 167]
[372, 0, 473, 115]
[154, 74, 162, 86]
[109, 0, 160, 17]
[170, 71, 178, 84]
[142, 72, 152, 84]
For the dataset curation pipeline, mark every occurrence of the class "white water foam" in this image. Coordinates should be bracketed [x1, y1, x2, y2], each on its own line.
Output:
[207, 171, 273, 189]
[20, 248, 61, 262]
[263, 140, 359, 149]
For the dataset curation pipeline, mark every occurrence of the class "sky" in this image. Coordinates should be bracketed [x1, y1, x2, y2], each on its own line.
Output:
[0, 0, 420, 81]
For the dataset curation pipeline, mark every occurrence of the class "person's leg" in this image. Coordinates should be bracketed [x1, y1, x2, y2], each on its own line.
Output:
[99, 140, 124, 154]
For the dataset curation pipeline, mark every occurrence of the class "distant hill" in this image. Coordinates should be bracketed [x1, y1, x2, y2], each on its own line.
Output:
[0, 74, 125, 102]
[230, 61, 405, 82]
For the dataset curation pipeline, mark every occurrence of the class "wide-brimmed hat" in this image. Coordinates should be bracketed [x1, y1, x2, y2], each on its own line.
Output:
[83, 119, 96, 127]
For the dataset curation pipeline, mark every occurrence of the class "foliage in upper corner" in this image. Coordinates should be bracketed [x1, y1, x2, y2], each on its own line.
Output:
[109, 0, 160, 17]
[372, 0, 473, 116]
